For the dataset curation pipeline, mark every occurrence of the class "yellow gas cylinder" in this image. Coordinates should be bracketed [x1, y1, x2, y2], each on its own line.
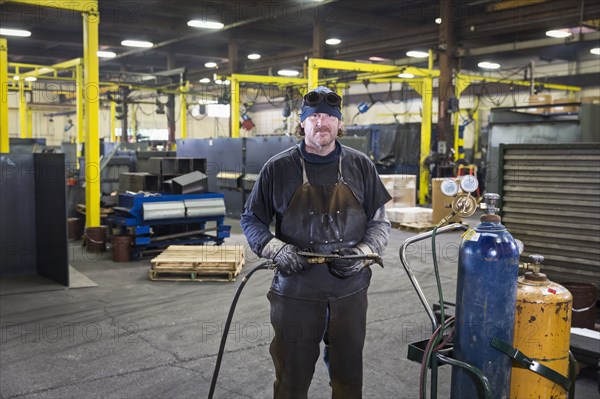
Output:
[511, 255, 573, 398]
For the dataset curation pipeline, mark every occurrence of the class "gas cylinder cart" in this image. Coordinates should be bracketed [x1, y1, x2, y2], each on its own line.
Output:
[400, 180, 578, 399]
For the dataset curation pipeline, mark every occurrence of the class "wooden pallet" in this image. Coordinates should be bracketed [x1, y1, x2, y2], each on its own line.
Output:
[149, 245, 244, 282]
[148, 268, 239, 282]
[398, 222, 436, 233]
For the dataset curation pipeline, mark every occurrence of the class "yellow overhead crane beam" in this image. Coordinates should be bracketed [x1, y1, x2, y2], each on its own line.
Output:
[307, 57, 437, 204]
[0, 0, 97, 12]
[453, 73, 581, 160]
[180, 81, 189, 139]
[9, 59, 84, 143]
[487, 0, 547, 11]
[229, 74, 308, 138]
[17, 58, 82, 79]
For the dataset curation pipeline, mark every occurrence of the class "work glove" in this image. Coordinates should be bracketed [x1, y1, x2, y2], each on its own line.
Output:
[261, 238, 309, 276]
[328, 247, 366, 279]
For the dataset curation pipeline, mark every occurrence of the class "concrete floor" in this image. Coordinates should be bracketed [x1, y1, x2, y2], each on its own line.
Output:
[1, 215, 598, 399]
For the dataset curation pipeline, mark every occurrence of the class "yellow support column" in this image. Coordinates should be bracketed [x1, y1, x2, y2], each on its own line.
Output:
[83, 6, 101, 228]
[231, 76, 240, 138]
[308, 58, 319, 90]
[27, 107, 33, 137]
[76, 63, 84, 165]
[453, 107, 461, 161]
[419, 77, 433, 205]
[131, 106, 136, 142]
[180, 82, 188, 139]
[428, 49, 434, 71]
[0, 38, 8, 153]
[473, 105, 480, 154]
[19, 80, 27, 138]
[453, 76, 465, 161]
[110, 100, 116, 142]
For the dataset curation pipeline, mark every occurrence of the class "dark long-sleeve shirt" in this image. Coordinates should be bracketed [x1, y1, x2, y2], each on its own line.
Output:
[241, 141, 391, 257]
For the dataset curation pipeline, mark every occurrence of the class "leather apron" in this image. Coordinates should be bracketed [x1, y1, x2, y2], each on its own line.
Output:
[271, 152, 370, 299]
[268, 151, 370, 399]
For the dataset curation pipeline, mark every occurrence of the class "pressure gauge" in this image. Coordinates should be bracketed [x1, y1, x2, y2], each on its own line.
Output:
[460, 175, 479, 194]
[440, 178, 459, 197]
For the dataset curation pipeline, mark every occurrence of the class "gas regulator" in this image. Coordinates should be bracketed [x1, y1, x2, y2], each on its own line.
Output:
[437, 176, 480, 227]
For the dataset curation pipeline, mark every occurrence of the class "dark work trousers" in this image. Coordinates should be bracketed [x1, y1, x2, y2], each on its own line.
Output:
[267, 288, 368, 399]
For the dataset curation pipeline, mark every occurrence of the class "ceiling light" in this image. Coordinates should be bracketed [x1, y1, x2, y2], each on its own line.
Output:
[277, 69, 300, 77]
[25, 76, 37, 82]
[141, 75, 156, 81]
[369, 56, 388, 62]
[0, 28, 31, 37]
[398, 73, 415, 78]
[199, 78, 211, 83]
[247, 53, 261, 60]
[591, 48, 600, 55]
[205, 62, 218, 68]
[406, 50, 429, 58]
[325, 38, 341, 45]
[187, 20, 224, 30]
[435, 18, 442, 24]
[121, 40, 153, 48]
[478, 61, 501, 69]
[13, 76, 20, 80]
[97, 51, 116, 58]
[545, 30, 572, 38]
[214, 79, 230, 85]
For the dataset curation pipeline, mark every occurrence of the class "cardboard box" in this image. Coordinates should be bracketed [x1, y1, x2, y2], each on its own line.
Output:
[580, 96, 600, 105]
[528, 94, 552, 105]
[432, 178, 462, 224]
[526, 94, 553, 114]
[381, 174, 416, 208]
[552, 98, 579, 113]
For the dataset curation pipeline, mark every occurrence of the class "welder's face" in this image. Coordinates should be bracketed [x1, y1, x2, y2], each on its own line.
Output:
[301, 113, 342, 150]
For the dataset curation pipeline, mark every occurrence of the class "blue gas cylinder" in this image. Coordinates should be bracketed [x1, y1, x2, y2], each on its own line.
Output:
[450, 194, 520, 399]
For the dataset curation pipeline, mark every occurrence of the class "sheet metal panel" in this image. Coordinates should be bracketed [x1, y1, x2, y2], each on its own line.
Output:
[499, 143, 600, 286]
[245, 136, 297, 175]
[0, 154, 37, 276]
[185, 198, 226, 217]
[485, 119, 580, 194]
[34, 153, 69, 286]
[177, 138, 244, 216]
[143, 201, 185, 221]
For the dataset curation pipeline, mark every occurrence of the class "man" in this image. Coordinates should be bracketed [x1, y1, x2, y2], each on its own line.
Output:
[240, 86, 391, 399]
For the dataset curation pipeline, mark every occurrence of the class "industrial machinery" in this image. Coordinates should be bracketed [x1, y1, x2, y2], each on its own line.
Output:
[109, 192, 230, 258]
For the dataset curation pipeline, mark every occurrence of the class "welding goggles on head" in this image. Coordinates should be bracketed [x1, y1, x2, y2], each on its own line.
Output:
[303, 91, 342, 108]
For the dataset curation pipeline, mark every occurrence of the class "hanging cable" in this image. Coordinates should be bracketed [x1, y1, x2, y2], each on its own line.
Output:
[363, 81, 401, 124]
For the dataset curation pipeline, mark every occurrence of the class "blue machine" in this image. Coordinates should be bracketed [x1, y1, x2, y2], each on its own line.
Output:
[451, 194, 520, 399]
[109, 192, 231, 258]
